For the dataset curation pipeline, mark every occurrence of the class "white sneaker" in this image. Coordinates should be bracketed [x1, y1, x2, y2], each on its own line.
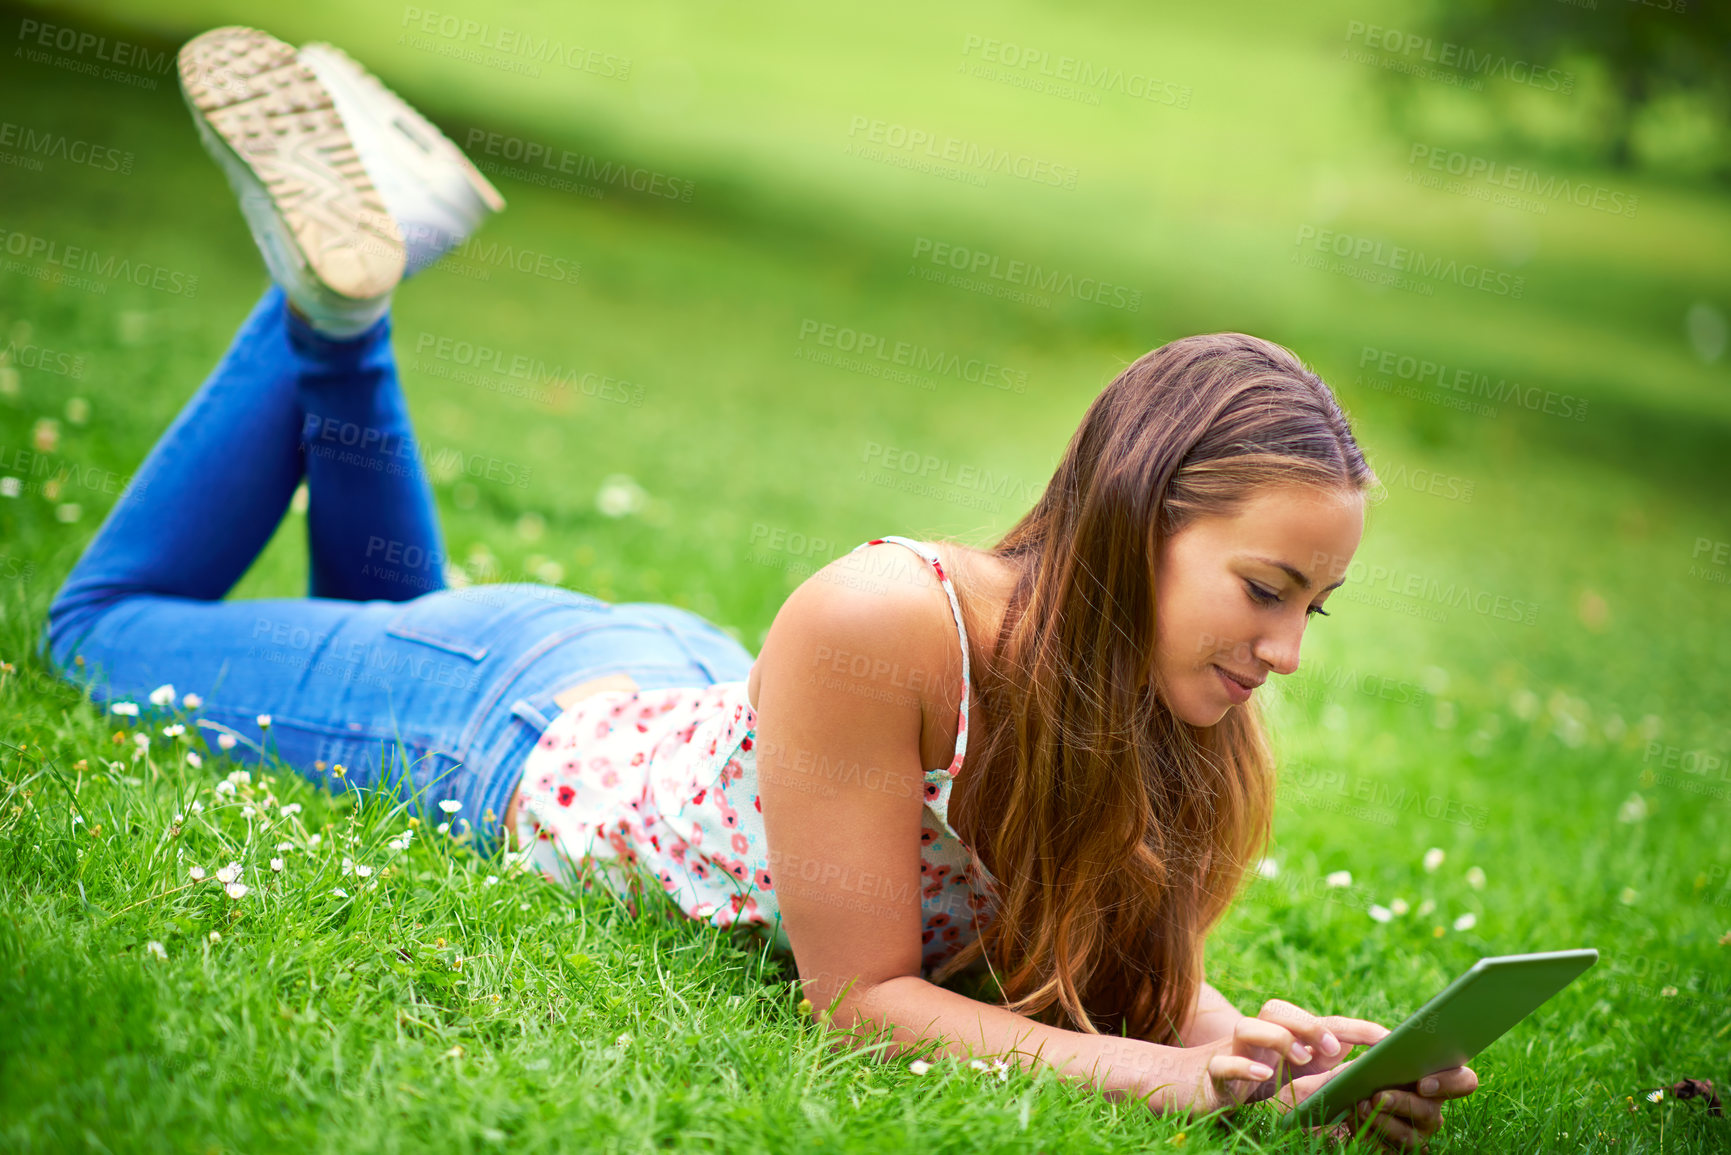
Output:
[299, 42, 505, 278]
[178, 26, 404, 337]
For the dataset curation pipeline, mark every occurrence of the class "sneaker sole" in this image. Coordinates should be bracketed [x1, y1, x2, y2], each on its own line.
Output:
[178, 26, 404, 300]
[300, 41, 505, 215]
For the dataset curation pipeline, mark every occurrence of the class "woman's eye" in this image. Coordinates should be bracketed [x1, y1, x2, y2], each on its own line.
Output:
[1247, 581, 1331, 617]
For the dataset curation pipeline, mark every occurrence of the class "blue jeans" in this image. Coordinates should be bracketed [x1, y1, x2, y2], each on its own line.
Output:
[39, 286, 754, 858]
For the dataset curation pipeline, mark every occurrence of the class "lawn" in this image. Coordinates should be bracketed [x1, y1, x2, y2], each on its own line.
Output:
[2, 0, 1728, 1151]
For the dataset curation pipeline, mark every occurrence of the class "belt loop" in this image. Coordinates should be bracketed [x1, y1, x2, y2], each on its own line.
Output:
[509, 697, 556, 734]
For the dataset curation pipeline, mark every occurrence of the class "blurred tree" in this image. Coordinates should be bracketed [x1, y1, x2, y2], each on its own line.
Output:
[1409, 0, 1729, 178]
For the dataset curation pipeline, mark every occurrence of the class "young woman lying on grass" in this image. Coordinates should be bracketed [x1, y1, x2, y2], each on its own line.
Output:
[40, 25, 1478, 1150]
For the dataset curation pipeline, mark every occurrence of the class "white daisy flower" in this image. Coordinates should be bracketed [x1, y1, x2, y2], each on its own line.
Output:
[596, 474, 648, 518]
[215, 780, 235, 795]
[133, 733, 150, 748]
[341, 857, 354, 876]
[1369, 905, 1393, 923]
[436, 822, 450, 835]
[209, 930, 221, 943]
[275, 841, 295, 851]
[1256, 857, 1279, 880]
[1616, 794, 1649, 824]
[162, 724, 185, 738]
[1452, 912, 1476, 931]
[331, 887, 349, 898]
[186, 752, 203, 769]
[270, 858, 284, 872]
[149, 684, 176, 706]
[969, 1059, 990, 1072]
[189, 800, 204, 814]
[224, 882, 248, 900]
[1465, 866, 1486, 890]
[908, 1059, 932, 1076]
[216, 734, 237, 751]
[256, 714, 271, 728]
[1391, 898, 1409, 915]
[355, 864, 374, 878]
[188, 865, 206, 881]
[438, 799, 463, 814]
[1423, 847, 1446, 873]
[1325, 870, 1352, 888]
[241, 805, 256, 818]
[226, 769, 251, 786]
[215, 862, 241, 885]
[182, 693, 202, 709]
[145, 940, 167, 960]
[280, 803, 302, 817]
[483, 876, 499, 887]
[307, 833, 322, 847]
[110, 701, 139, 716]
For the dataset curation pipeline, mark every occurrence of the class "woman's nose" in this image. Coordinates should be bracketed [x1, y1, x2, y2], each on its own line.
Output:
[1253, 623, 1303, 676]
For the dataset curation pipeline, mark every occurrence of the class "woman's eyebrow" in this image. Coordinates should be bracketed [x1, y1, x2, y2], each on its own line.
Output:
[1246, 555, 1345, 593]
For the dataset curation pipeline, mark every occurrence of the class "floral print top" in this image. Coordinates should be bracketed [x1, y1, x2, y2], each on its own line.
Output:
[511, 535, 999, 975]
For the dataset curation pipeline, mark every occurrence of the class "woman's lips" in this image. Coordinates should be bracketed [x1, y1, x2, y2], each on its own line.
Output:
[1213, 664, 1256, 704]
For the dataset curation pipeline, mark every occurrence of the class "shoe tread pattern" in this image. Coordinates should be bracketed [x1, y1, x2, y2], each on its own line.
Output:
[178, 26, 404, 299]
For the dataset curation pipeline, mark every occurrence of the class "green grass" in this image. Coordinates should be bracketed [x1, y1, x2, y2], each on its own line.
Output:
[2, 0, 1730, 1151]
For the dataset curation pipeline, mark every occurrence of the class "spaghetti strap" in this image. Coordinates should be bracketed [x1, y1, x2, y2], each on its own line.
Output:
[850, 535, 971, 777]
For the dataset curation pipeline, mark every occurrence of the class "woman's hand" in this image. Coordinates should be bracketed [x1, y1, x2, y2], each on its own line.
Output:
[1190, 1000, 1387, 1112]
[1277, 1059, 1481, 1150]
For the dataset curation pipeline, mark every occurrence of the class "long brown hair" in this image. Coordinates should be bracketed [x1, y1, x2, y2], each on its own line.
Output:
[934, 332, 1378, 1043]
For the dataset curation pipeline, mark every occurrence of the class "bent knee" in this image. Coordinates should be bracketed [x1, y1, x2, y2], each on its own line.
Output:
[41, 586, 117, 678]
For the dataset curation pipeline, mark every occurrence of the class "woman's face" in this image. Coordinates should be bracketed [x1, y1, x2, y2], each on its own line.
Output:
[1153, 484, 1365, 727]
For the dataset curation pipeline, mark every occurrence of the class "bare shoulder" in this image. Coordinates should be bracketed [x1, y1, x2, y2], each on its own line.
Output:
[758, 541, 957, 691]
[750, 540, 970, 766]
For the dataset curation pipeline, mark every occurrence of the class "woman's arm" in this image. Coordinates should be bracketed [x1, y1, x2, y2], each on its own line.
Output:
[753, 547, 1218, 1113]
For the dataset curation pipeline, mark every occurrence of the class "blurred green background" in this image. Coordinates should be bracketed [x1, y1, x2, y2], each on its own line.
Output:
[3, 0, 1729, 1150]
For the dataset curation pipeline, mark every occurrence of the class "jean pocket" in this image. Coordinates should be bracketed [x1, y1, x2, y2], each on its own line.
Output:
[384, 586, 566, 661]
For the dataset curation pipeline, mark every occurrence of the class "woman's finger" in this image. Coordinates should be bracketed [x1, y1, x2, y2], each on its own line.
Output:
[1415, 1065, 1478, 1100]
[1319, 1015, 1392, 1047]
[1371, 1089, 1443, 1133]
[1257, 999, 1344, 1060]
[1357, 1099, 1426, 1150]
[1232, 1016, 1305, 1065]
[1207, 1052, 1276, 1085]
[1277, 1063, 1349, 1111]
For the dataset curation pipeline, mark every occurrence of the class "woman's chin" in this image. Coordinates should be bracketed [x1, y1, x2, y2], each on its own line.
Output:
[1170, 691, 1232, 728]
